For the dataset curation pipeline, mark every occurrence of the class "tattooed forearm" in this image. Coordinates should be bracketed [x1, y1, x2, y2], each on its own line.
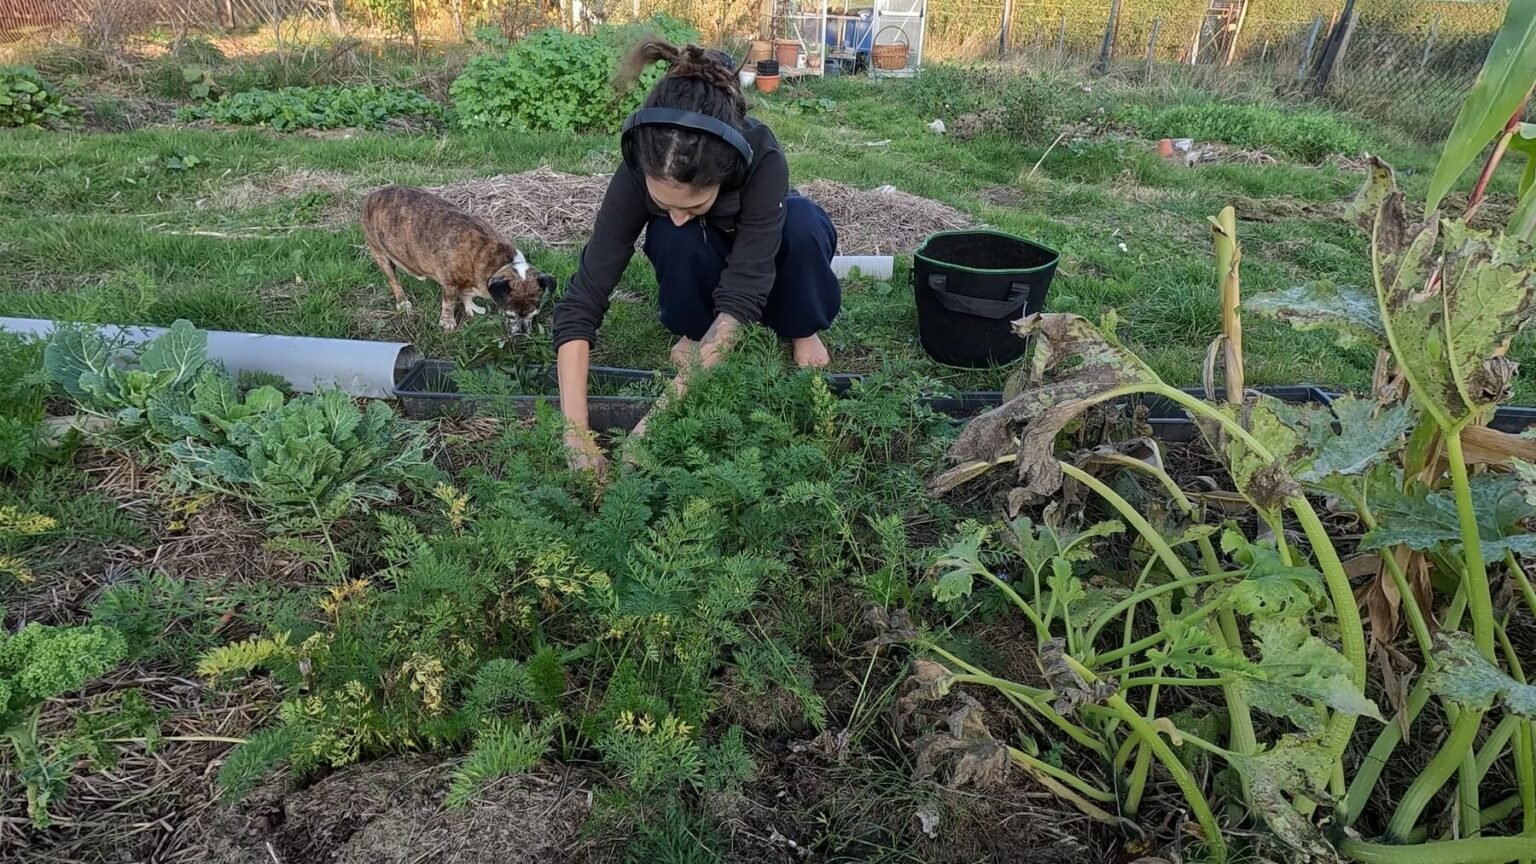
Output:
[700, 313, 741, 350]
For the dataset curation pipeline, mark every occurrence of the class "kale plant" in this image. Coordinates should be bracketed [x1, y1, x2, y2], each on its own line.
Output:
[0, 622, 130, 827]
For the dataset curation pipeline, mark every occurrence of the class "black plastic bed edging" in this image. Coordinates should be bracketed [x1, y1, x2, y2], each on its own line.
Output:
[395, 361, 872, 428]
[394, 361, 1340, 442]
[1318, 392, 1536, 435]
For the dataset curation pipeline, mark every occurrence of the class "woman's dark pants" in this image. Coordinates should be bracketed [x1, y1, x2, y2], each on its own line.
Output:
[642, 196, 841, 341]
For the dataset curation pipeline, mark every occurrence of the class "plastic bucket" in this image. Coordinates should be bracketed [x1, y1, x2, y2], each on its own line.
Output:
[913, 230, 1060, 368]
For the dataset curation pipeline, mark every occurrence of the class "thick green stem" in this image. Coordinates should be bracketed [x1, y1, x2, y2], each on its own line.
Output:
[1462, 748, 1483, 836]
[1389, 708, 1489, 841]
[1217, 609, 1257, 806]
[1093, 593, 1230, 667]
[925, 643, 1108, 758]
[951, 672, 1049, 700]
[1291, 501, 1369, 767]
[1124, 740, 1155, 815]
[1004, 745, 1116, 802]
[1447, 432, 1496, 663]
[1060, 462, 1192, 583]
[1506, 550, 1536, 623]
[1341, 835, 1536, 864]
[1062, 655, 1227, 864]
[1342, 589, 1470, 827]
[1475, 716, 1519, 782]
[1121, 675, 1234, 688]
[1082, 570, 1232, 648]
[1516, 724, 1535, 855]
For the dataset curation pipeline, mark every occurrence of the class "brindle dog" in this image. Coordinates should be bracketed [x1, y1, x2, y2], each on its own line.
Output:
[362, 186, 555, 334]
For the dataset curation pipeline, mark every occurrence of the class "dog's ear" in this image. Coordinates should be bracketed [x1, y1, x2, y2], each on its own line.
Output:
[536, 273, 557, 295]
[487, 275, 512, 304]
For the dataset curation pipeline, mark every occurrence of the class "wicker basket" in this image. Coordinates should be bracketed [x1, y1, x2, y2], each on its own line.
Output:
[871, 26, 909, 70]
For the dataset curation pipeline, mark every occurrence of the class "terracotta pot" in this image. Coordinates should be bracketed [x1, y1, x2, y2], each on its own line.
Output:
[1157, 138, 1175, 159]
[746, 39, 773, 66]
[756, 73, 781, 94]
[774, 39, 799, 68]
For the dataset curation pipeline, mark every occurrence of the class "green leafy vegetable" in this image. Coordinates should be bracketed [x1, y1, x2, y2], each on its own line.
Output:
[178, 85, 442, 132]
[0, 66, 77, 129]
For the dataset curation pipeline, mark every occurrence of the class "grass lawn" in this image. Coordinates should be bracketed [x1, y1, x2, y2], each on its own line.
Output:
[2, 62, 1513, 398]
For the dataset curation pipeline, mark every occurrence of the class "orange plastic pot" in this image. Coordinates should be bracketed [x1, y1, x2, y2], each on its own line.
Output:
[756, 73, 781, 94]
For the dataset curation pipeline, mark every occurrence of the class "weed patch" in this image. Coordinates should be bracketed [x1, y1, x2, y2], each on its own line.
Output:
[1123, 101, 1367, 163]
[177, 85, 443, 132]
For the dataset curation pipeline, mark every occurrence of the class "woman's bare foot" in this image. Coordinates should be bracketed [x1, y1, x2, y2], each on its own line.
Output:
[792, 334, 830, 369]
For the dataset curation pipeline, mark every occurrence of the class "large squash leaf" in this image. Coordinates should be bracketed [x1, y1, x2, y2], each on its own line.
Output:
[1362, 163, 1536, 428]
[1426, 0, 1536, 214]
[1428, 631, 1536, 717]
[1221, 530, 1326, 618]
[1360, 473, 1536, 559]
[1273, 395, 1414, 488]
[1238, 618, 1383, 734]
[1226, 737, 1340, 862]
[1246, 281, 1383, 349]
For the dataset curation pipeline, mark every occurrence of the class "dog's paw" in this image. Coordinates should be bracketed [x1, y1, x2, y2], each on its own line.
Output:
[439, 315, 458, 332]
[463, 300, 486, 317]
[395, 299, 413, 313]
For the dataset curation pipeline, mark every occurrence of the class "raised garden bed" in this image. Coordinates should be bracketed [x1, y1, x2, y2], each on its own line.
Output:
[393, 360, 1341, 440]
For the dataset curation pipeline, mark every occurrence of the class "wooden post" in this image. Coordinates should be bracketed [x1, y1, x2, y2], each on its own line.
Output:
[328, 0, 344, 35]
[1189, 15, 1202, 64]
[1223, 0, 1249, 66]
[999, 0, 1013, 58]
[1094, 0, 1121, 76]
[1296, 15, 1323, 81]
[1145, 17, 1161, 80]
[1055, 12, 1067, 57]
[1421, 13, 1442, 71]
[1315, 0, 1358, 94]
[223, 0, 235, 29]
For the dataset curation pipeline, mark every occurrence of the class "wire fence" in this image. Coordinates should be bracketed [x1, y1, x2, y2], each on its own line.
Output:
[0, 0, 1511, 131]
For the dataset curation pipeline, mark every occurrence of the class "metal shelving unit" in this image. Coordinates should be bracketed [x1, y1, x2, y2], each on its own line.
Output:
[780, 0, 830, 77]
[869, 0, 926, 78]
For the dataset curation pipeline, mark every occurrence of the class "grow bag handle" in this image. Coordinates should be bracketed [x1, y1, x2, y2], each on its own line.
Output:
[925, 274, 1033, 319]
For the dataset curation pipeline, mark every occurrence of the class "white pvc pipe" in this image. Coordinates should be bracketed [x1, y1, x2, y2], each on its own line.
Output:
[831, 255, 895, 280]
[0, 318, 420, 401]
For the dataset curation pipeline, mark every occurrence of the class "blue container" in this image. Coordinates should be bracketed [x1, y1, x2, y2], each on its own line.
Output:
[846, 12, 873, 52]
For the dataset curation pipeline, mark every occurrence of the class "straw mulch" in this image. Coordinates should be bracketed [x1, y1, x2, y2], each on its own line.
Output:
[205, 165, 974, 256]
[423, 169, 973, 255]
[795, 180, 973, 255]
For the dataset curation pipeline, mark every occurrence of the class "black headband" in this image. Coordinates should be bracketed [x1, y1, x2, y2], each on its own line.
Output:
[622, 107, 754, 167]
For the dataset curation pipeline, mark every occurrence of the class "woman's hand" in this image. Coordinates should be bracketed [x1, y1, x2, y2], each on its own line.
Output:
[693, 313, 740, 372]
[564, 424, 608, 478]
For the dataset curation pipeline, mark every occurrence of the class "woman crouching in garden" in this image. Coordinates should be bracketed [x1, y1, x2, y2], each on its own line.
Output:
[553, 38, 842, 474]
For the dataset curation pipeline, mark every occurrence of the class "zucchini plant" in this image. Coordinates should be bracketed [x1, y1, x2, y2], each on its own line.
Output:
[922, 4, 1536, 861]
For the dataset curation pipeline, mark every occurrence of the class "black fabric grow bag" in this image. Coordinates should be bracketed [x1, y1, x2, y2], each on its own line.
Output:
[913, 230, 1060, 369]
